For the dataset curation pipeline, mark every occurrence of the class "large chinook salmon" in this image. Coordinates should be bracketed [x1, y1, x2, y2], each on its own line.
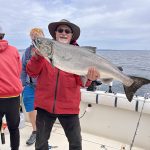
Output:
[32, 37, 150, 102]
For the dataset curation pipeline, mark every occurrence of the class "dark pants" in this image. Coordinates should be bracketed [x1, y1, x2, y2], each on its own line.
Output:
[35, 108, 82, 150]
[0, 96, 20, 150]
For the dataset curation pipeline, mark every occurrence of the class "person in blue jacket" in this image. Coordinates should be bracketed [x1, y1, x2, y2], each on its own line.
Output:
[21, 28, 44, 145]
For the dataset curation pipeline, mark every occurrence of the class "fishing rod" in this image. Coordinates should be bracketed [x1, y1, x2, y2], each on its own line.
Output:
[130, 93, 150, 150]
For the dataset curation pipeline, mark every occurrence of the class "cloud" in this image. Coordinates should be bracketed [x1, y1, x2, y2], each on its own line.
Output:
[0, 0, 150, 50]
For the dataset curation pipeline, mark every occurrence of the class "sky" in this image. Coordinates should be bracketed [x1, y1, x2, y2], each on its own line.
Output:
[0, 0, 150, 50]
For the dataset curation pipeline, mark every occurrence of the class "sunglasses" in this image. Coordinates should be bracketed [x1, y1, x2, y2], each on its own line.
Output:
[56, 28, 72, 34]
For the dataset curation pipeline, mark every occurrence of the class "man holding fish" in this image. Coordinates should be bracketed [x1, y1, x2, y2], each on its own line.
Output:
[26, 19, 100, 150]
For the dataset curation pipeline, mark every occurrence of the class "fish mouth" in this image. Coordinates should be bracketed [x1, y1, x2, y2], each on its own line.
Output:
[32, 38, 42, 52]
[32, 40, 38, 49]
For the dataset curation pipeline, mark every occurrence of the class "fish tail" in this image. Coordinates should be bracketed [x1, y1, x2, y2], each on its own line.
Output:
[123, 76, 150, 102]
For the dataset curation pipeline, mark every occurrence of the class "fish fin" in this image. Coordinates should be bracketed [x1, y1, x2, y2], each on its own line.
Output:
[81, 46, 96, 53]
[44, 56, 54, 67]
[101, 78, 113, 84]
[123, 76, 150, 102]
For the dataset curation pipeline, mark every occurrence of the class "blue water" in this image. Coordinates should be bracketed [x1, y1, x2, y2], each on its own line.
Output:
[97, 50, 150, 96]
[19, 50, 150, 96]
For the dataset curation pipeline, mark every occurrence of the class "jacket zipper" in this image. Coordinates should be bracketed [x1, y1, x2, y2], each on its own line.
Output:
[52, 69, 60, 113]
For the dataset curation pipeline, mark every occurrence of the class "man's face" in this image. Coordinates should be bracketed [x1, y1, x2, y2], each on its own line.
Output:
[30, 32, 44, 41]
[55, 25, 73, 44]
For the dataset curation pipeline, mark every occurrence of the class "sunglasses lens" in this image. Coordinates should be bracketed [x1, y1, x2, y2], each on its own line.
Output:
[65, 29, 71, 34]
[57, 28, 63, 33]
[57, 28, 72, 34]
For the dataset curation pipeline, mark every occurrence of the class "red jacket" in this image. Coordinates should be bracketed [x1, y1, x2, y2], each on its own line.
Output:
[26, 55, 91, 114]
[0, 40, 22, 97]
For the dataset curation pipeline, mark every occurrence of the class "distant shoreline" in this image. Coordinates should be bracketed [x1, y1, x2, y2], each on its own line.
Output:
[98, 49, 150, 51]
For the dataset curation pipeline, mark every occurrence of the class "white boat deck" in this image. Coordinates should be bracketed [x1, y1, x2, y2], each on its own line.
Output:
[0, 122, 144, 150]
[1, 90, 149, 149]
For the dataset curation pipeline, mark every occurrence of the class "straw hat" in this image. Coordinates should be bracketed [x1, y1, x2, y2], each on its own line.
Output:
[48, 19, 80, 41]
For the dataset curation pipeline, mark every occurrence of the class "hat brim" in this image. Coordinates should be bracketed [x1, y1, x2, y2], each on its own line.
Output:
[48, 21, 80, 41]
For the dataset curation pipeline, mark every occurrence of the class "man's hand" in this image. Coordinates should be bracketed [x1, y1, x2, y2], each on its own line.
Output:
[32, 47, 42, 56]
[86, 67, 100, 81]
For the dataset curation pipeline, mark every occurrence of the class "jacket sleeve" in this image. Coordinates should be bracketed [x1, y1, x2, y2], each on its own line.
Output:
[75, 75, 91, 87]
[15, 49, 22, 80]
[20, 52, 27, 86]
[18, 54, 22, 78]
[26, 55, 45, 78]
